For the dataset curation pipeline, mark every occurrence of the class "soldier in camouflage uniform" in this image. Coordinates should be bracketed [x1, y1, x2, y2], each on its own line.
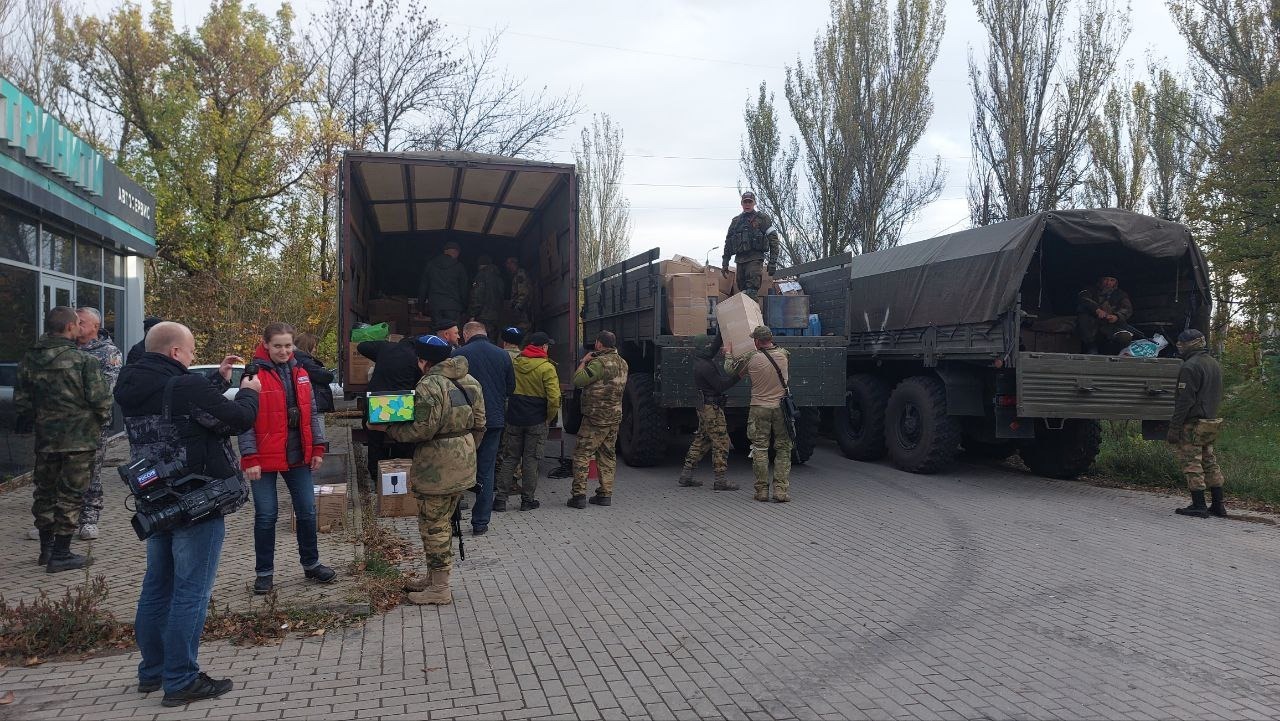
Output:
[721, 191, 781, 300]
[468, 256, 506, 342]
[569, 331, 628, 508]
[506, 257, 532, 334]
[14, 306, 112, 572]
[385, 335, 486, 605]
[1167, 329, 1227, 518]
[678, 334, 741, 490]
[725, 327, 793, 503]
[75, 307, 122, 540]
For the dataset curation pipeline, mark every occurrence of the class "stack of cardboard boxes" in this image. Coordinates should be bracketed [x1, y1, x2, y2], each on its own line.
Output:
[659, 255, 771, 336]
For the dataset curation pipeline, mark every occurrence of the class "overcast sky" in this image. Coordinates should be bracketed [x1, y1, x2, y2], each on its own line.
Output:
[105, 0, 1189, 264]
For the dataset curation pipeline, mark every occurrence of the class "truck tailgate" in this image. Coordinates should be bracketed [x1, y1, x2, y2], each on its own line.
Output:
[1016, 352, 1181, 420]
[656, 337, 847, 408]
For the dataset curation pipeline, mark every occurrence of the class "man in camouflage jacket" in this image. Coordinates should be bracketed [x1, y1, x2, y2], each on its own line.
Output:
[468, 255, 507, 341]
[14, 306, 112, 572]
[721, 191, 781, 299]
[1167, 329, 1227, 518]
[75, 307, 122, 539]
[569, 331, 629, 508]
[505, 257, 532, 334]
[385, 335, 486, 605]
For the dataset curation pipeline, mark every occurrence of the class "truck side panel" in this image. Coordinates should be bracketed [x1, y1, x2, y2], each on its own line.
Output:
[657, 337, 848, 408]
[1015, 352, 1181, 419]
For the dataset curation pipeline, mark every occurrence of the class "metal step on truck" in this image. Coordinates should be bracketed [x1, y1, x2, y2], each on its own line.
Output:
[829, 209, 1212, 478]
[577, 248, 849, 467]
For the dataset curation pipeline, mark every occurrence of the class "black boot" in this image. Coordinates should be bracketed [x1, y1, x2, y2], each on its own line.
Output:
[588, 493, 612, 506]
[567, 494, 587, 509]
[1175, 490, 1210, 518]
[492, 496, 507, 513]
[37, 528, 54, 566]
[1208, 487, 1228, 517]
[46, 535, 91, 573]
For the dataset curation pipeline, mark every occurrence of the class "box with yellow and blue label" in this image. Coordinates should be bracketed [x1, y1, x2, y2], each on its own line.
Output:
[366, 392, 415, 424]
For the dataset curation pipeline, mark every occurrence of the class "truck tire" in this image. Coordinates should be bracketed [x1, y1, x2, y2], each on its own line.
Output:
[835, 374, 890, 461]
[1019, 419, 1102, 480]
[562, 393, 583, 435]
[618, 373, 666, 467]
[791, 408, 820, 465]
[884, 376, 961, 474]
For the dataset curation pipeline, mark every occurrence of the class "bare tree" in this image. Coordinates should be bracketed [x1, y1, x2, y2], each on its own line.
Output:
[1167, 0, 1278, 113]
[740, 82, 816, 265]
[415, 31, 581, 158]
[786, 0, 947, 256]
[1145, 67, 1203, 221]
[968, 0, 1130, 223]
[576, 114, 632, 278]
[1082, 79, 1151, 210]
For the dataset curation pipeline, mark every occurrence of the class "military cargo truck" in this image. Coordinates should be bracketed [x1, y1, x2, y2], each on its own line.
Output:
[831, 209, 1210, 478]
[577, 248, 849, 467]
[338, 151, 579, 398]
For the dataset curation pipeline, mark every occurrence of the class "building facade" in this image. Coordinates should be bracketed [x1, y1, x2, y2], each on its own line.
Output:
[0, 75, 157, 478]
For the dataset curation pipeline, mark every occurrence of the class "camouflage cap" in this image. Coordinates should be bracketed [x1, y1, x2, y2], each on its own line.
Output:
[741, 191, 757, 202]
[750, 325, 773, 341]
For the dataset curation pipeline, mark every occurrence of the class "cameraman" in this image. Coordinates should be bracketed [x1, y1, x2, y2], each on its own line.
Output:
[113, 322, 261, 707]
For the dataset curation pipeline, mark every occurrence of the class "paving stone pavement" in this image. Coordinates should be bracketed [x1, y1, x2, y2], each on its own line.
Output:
[1, 438, 1278, 720]
[0, 426, 364, 621]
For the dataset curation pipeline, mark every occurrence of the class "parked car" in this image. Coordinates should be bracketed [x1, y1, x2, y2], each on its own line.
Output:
[189, 364, 344, 405]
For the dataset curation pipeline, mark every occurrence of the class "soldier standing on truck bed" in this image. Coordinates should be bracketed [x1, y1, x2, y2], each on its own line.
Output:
[725, 327, 793, 503]
[418, 241, 469, 326]
[1168, 329, 1227, 518]
[468, 255, 506, 342]
[678, 334, 742, 491]
[1077, 272, 1135, 353]
[506, 257, 532, 334]
[721, 191, 780, 300]
[569, 331, 628, 509]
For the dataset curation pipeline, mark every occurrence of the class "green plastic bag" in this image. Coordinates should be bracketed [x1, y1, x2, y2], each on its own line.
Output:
[350, 322, 390, 343]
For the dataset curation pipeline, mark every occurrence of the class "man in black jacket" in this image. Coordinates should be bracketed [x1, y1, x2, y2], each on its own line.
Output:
[1168, 329, 1227, 518]
[678, 334, 742, 490]
[358, 336, 421, 485]
[114, 322, 261, 707]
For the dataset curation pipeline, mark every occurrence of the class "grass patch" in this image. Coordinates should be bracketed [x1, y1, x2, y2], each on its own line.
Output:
[203, 592, 355, 646]
[1092, 381, 1280, 510]
[0, 576, 131, 664]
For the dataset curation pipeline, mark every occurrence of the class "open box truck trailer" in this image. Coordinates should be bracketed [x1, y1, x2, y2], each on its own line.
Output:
[338, 151, 579, 409]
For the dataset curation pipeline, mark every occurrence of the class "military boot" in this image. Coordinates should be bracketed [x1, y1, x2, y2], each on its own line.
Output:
[46, 535, 92, 573]
[678, 467, 702, 487]
[1175, 490, 1210, 518]
[754, 486, 769, 502]
[1208, 486, 1228, 517]
[402, 573, 430, 593]
[772, 492, 791, 503]
[36, 528, 54, 566]
[567, 495, 587, 509]
[588, 493, 611, 506]
[407, 568, 452, 605]
[712, 471, 737, 491]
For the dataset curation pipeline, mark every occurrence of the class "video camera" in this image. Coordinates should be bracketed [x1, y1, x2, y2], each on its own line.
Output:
[118, 457, 246, 540]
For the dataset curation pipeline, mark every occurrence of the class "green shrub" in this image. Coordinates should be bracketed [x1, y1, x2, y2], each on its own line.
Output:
[0, 576, 127, 660]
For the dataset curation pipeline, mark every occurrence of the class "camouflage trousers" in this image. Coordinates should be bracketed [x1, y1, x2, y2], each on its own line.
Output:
[737, 257, 764, 298]
[80, 427, 112, 525]
[416, 492, 463, 571]
[682, 404, 729, 475]
[32, 450, 94, 536]
[572, 420, 619, 497]
[748, 405, 793, 495]
[497, 423, 548, 500]
[1173, 419, 1225, 492]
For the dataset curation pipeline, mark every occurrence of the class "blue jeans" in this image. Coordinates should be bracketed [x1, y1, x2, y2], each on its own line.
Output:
[251, 466, 320, 576]
[471, 429, 502, 531]
[135, 515, 225, 693]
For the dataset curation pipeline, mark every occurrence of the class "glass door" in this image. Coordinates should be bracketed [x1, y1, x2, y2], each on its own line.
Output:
[42, 276, 73, 312]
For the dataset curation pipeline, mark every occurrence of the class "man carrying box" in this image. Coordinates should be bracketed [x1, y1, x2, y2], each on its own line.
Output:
[725, 326, 793, 503]
[382, 335, 486, 605]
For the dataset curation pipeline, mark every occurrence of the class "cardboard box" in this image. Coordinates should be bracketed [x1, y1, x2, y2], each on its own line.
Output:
[715, 268, 736, 296]
[659, 258, 702, 277]
[291, 483, 348, 533]
[368, 296, 411, 332]
[666, 273, 715, 335]
[348, 342, 373, 381]
[716, 292, 766, 356]
[671, 254, 705, 269]
[376, 459, 418, 518]
[367, 392, 415, 423]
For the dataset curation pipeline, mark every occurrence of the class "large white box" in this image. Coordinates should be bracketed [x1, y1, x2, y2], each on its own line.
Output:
[715, 292, 766, 357]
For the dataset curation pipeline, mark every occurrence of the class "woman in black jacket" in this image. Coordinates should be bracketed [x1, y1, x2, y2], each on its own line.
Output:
[293, 333, 335, 413]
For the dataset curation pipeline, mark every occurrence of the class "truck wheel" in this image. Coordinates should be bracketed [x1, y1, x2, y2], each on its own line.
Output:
[884, 376, 960, 474]
[835, 374, 890, 461]
[791, 408, 820, 465]
[1019, 419, 1102, 479]
[562, 393, 583, 435]
[618, 373, 666, 467]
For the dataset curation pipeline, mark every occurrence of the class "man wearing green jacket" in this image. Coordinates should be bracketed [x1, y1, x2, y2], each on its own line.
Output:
[494, 332, 561, 511]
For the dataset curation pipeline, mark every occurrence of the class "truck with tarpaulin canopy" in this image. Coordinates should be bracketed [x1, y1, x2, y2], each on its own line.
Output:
[830, 209, 1211, 477]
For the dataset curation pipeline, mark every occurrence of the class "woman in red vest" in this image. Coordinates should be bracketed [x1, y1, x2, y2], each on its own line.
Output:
[239, 322, 336, 595]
